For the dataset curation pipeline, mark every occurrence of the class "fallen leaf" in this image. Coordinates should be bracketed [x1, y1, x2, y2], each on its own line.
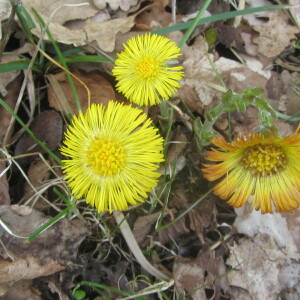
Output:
[182, 37, 271, 108]
[234, 206, 300, 259]
[253, 11, 298, 57]
[178, 85, 203, 115]
[47, 69, 115, 115]
[22, 0, 98, 24]
[22, 0, 136, 52]
[226, 234, 298, 300]
[133, 211, 162, 245]
[173, 247, 228, 300]
[0, 205, 88, 283]
[2, 280, 42, 300]
[135, 0, 172, 29]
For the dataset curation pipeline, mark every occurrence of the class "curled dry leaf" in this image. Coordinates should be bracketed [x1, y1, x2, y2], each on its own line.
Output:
[0, 205, 88, 284]
[47, 70, 115, 115]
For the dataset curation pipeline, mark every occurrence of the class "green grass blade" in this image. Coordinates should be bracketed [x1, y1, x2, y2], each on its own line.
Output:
[178, 0, 213, 47]
[27, 207, 69, 242]
[0, 60, 40, 73]
[152, 4, 288, 35]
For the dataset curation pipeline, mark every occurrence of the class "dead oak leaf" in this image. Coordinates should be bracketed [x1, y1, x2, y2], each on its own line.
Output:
[22, 0, 98, 24]
[30, 12, 135, 52]
[253, 10, 298, 57]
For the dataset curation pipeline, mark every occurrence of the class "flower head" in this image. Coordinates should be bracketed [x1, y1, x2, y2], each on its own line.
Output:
[202, 127, 300, 214]
[112, 33, 184, 106]
[60, 101, 164, 213]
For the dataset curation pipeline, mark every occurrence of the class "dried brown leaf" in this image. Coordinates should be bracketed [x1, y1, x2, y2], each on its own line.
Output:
[133, 211, 161, 245]
[135, 0, 172, 29]
[0, 205, 88, 284]
[253, 11, 298, 57]
[2, 280, 42, 300]
[22, 0, 98, 24]
[179, 85, 203, 115]
[30, 11, 135, 52]
[226, 235, 286, 300]
[174, 247, 228, 300]
[47, 70, 115, 115]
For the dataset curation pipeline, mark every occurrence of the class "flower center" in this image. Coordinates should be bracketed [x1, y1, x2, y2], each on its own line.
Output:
[136, 56, 160, 79]
[241, 144, 287, 176]
[85, 136, 125, 177]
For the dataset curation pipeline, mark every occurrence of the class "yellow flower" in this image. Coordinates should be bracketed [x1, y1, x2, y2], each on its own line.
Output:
[112, 33, 184, 106]
[202, 127, 300, 214]
[60, 101, 164, 213]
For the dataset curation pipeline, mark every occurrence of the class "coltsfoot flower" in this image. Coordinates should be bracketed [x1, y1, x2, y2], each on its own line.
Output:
[112, 33, 184, 106]
[202, 127, 300, 214]
[60, 101, 164, 213]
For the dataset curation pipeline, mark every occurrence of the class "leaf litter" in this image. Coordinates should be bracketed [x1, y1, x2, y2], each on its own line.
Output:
[0, 0, 300, 298]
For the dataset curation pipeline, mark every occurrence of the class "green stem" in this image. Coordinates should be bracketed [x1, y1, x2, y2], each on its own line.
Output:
[178, 0, 213, 48]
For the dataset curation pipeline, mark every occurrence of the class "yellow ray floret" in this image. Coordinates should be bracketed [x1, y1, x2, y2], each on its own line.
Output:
[60, 101, 164, 213]
[202, 126, 300, 213]
[112, 33, 184, 106]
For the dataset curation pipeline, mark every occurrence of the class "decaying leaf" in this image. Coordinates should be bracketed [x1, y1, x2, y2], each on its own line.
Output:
[182, 35, 271, 108]
[47, 69, 115, 115]
[133, 211, 162, 245]
[227, 207, 300, 299]
[0, 205, 87, 284]
[2, 279, 42, 300]
[21, 0, 136, 52]
[227, 235, 294, 300]
[173, 247, 228, 300]
[234, 207, 300, 258]
[135, 0, 172, 29]
[253, 11, 298, 57]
